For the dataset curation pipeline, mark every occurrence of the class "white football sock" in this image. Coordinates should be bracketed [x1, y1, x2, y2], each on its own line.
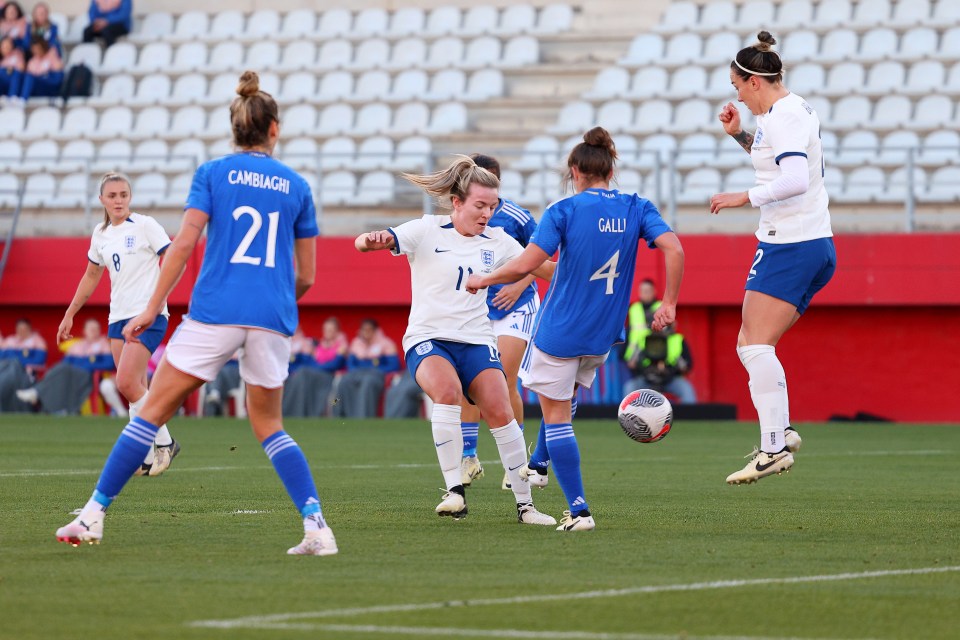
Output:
[154, 425, 173, 447]
[490, 420, 532, 504]
[129, 390, 173, 447]
[738, 345, 788, 453]
[98, 378, 127, 417]
[432, 404, 463, 490]
[303, 512, 328, 532]
[79, 496, 107, 522]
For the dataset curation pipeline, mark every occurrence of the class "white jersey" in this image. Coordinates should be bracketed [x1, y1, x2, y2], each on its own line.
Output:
[751, 92, 833, 244]
[389, 216, 524, 353]
[87, 212, 170, 324]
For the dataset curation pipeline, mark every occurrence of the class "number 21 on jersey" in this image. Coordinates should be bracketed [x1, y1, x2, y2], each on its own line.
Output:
[590, 250, 620, 295]
[231, 206, 278, 268]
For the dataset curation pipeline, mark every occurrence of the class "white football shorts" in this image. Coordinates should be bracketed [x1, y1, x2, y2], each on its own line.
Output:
[519, 343, 609, 401]
[490, 295, 540, 342]
[165, 318, 291, 389]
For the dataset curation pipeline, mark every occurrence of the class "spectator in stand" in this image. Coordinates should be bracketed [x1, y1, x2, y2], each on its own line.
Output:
[82, 0, 132, 49]
[19, 2, 61, 57]
[383, 372, 423, 419]
[0, 318, 47, 412]
[16, 318, 114, 415]
[281, 325, 317, 417]
[202, 350, 243, 417]
[0, 35, 24, 96]
[7, 37, 63, 102]
[284, 317, 346, 417]
[334, 318, 399, 418]
[0, 2, 27, 42]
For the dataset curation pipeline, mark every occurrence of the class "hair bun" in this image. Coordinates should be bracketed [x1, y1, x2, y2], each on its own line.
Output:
[582, 126, 618, 158]
[755, 31, 777, 52]
[236, 70, 260, 98]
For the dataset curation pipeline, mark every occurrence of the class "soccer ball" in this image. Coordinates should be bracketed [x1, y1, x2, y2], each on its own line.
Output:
[618, 389, 673, 443]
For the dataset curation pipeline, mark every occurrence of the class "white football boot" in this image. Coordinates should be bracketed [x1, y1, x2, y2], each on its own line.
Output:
[726, 448, 794, 485]
[460, 455, 484, 486]
[517, 502, 557, 526]
[556, 510, 595, 532]
[287, 527, 338, 556]
[149, 440, 181, 477]
[56, 515, 104, 546]
[435, 489, 468, 519]
[785, 428, 802, 453]
[520, 463, 548, 488]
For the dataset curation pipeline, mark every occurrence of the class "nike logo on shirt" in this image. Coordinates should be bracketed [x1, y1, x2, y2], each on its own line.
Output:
[434, 248, 451, 253]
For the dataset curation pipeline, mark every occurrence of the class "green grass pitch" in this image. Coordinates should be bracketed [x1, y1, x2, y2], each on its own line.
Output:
[1, 415, 958, 640]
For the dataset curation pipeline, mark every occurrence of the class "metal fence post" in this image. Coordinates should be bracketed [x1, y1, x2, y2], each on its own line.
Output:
[83, 159, 92, 230]
[905, 147, 915, 233]
[423, 152, 435, 216]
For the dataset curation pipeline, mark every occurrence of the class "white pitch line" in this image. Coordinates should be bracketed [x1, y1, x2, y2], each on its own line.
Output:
[3, 448, 951, 479]
[189, 565, 960, 630]
[222, 622, 870, 640]
[0, 461, 451, 479]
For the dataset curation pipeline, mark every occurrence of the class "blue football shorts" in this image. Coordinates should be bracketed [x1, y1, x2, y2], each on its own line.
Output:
[745, 237, 837, 315]
[405, 339, 505, 402]
[108, 315, 169, 354]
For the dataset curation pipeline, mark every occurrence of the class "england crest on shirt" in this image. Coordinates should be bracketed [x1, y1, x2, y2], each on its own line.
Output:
[124, 235, 136, 252]
[481, 250, 494, 269]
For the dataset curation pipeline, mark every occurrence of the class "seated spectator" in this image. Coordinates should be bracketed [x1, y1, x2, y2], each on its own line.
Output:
[202, 350, 244, 417]
[334, 318, 399, 419]
[0, 318, 47, 412]
[383, 372, 424, 419]
[82, 0, 132, 49]
[623, 326, 697, 404]
[283, 318, 347, 418]
[7, 37, 63, 102]
[15, 318, 113, 414]
[0, 35, 24, 95]
[281, 325, 318, 417]
[19, 2, 61, 57]
[0, 2, 27, 42]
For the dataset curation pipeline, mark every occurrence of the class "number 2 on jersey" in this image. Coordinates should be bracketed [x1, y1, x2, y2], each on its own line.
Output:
[590, 250, 620, 295]
[230, 206, 279, 268]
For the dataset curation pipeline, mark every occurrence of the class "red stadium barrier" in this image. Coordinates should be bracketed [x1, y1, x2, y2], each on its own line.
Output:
[3, 233, 959, 421]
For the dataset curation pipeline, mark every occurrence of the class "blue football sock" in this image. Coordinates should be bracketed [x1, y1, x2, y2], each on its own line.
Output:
[92, 416, 160, 508]
[262, 431, 323, 519]
[571, 397, 579, 419]
[529, 419, 549, 469]
[461, 421, 479, 458]
[544, 422, 589, 515]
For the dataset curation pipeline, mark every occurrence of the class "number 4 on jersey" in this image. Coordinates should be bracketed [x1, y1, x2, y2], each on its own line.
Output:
[590, 250, 620, 295]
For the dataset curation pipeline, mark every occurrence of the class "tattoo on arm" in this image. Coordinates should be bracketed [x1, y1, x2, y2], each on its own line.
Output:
[733, 130, 754, 155]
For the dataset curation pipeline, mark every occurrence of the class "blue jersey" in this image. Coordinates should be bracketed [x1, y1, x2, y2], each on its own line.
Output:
[185, 151, 319, 336]
[530, 188, 671, 358]
[486, 198, 538, 321]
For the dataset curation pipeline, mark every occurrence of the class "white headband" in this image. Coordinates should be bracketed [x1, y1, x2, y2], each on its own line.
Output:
[733, 59, 780, 76]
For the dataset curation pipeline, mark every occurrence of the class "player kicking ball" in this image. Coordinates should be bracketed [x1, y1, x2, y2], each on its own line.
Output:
[356, 156, 556, 526]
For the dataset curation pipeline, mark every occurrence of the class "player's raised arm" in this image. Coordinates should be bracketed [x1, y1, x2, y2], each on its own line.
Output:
[123, 208, 207, 341]
[294, 237, 316, 300]
[720, 102, 755, 155]
[354, 230, 396, 252]
[58, 261, 105, 344]
[465, 243, 552, 293]
[650, 231, 684, 332]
